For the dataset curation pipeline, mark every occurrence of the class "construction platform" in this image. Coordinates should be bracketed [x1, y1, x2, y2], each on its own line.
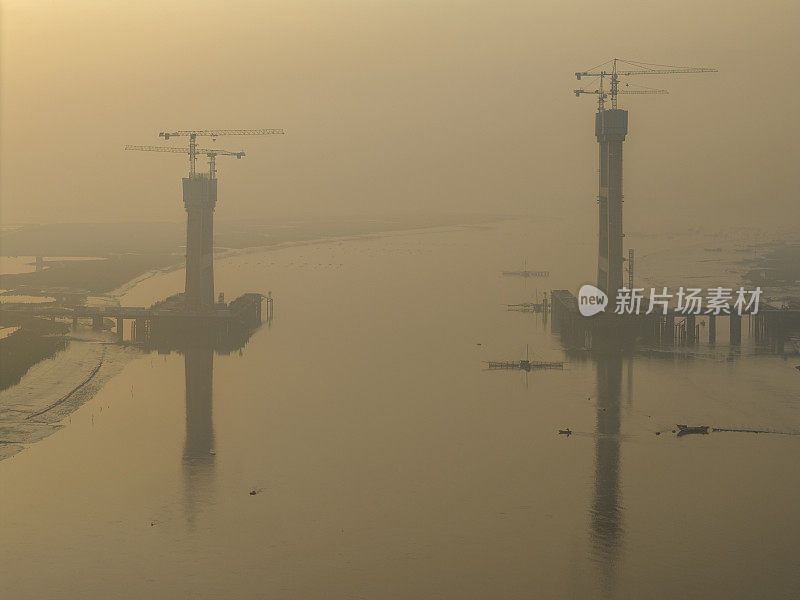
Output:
[550, 289, 800, 354]
[0, 292, 274, 353]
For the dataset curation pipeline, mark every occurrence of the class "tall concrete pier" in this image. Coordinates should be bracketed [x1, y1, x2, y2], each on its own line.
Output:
[183, 175, 217, 310]
[596, 109, 628, 302]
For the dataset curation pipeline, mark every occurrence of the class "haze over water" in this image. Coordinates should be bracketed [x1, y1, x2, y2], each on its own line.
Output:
[2, 2, 799, 596]
[2, 1, 798, 230]
[0, 220, 797, 599]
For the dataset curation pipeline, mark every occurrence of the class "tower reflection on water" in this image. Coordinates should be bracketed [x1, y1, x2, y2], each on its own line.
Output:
[183, 343, 216, 527]
[145, 310, 269, 527]
[591, 351, 624, 594]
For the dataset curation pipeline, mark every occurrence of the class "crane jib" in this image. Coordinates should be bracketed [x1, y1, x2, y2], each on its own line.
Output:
[127, 128, 284, 178]
[159, 129, 285, 139]
[572, 58, 717, 110]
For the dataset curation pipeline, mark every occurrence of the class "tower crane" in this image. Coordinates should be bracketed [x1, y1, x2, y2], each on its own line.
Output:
[157, 129, 285, 177]
[124, 145, 245, 180]
[574, 58, 717, 111]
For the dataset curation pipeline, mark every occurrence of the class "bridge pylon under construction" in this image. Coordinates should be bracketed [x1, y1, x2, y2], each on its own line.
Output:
[574, 58, 718, 304]
[182, 174, 217, 310]
[126, 128, 284, 312]
[595, 108, 627, 302]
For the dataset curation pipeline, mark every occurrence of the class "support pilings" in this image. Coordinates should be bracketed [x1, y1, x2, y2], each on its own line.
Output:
[132, 318, 149, 344]
[664, 314, 675, 345]
[686, 314, 696, 345]
[730, 313, 742, 346]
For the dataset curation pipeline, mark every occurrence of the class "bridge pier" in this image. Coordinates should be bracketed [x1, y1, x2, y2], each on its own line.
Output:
[72, 315, 79, 328]
[117, 317, 124, 341]
[183, 175, 217, 311]
[92, 315, 104, 330]
[754, 313, 765, 344]
[686, 314, 696, 345]
[730, 313, 742, 345]
[774, 324, 785, 354]
[644, 314, 656, 343]
[132, 318, 151, 344]
[708, 315, 716, 344]
[775, 313, 790, 353]
[595, 109, 628, 306]
[664, 314, 675, 345]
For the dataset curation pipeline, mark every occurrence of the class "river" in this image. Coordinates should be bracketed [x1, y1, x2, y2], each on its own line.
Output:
[0, 219, 797, 599]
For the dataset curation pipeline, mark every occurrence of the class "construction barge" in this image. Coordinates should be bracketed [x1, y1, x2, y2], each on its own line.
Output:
[502, 269, 550, 278]
[487, 344, 564, 371]
[0, 292, 273, 349]
[506, 299, 549, 314]
[502, 260, 549, 278]
[487, 359, 564, 371]
[137, 292, 272, 352]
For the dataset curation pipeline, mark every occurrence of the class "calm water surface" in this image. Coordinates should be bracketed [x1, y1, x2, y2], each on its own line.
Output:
[1, 220, 798, 599]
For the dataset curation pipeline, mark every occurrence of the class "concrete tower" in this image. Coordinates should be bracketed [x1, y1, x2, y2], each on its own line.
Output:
[595, 109, 628, 301]
[183, 175, 217, 310]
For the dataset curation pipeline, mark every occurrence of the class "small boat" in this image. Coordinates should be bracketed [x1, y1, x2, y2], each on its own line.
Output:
[558, 429, 572, 435]
[676, 424, 710, 436]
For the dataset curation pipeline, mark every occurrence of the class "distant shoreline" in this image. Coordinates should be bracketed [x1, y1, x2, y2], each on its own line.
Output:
[0, 218, 505, 462]
[1, 214, 503, 299]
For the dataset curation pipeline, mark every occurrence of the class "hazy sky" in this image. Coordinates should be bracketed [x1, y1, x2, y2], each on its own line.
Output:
[1, 0, 798, 230]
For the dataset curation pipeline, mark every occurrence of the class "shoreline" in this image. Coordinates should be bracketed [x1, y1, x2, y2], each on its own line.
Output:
[4, 219, 794, 463]
[0, 334, 138, 461]
[0, 219, 506, 462]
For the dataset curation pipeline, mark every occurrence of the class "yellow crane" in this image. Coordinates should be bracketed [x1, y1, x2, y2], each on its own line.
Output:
[124, 145, 245, 179]
[157, 129, 285, 177]
[574, 58, 717, 111]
